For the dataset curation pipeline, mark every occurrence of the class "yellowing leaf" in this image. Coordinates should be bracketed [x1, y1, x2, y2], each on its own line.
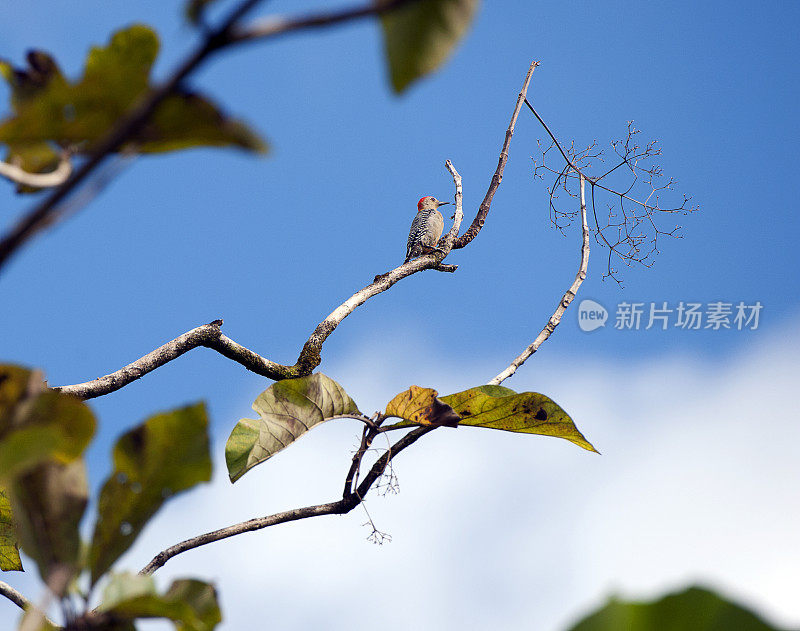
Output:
[0, 51, 64, 112]
[0, 489, 22, 571]
[0, 364, 94, 582]
[138, 91, 267, 154]
[226, 374, 359, 483]
[385, 385, 460, 427]
[441, 385, 598, 453]
[89, 403, 212, 585]
[0, 24, 267, 173]
[101, 572, 221, 631]
[0, 364, 96, 483]
[0, 52, 64, 188]
[83, 24, 158, 104]
[379, 0, 481, 92]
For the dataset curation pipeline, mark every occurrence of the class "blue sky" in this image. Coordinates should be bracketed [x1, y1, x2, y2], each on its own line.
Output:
[1, 1, 799, 629]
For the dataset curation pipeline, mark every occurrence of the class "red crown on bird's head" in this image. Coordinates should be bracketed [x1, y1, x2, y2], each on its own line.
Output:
[417, 196, 433, 210]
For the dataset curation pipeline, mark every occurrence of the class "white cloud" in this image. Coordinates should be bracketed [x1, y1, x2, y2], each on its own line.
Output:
[3, 321, 798, 631]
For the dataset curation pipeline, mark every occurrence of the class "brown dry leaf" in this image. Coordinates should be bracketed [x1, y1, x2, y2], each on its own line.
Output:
[385, 385, 460, 427]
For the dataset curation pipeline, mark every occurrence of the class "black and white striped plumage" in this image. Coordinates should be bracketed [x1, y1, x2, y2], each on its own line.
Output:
[404, 196, 447, 263]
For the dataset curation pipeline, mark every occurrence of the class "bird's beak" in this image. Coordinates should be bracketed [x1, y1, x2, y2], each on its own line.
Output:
[438, 201, 450, 207]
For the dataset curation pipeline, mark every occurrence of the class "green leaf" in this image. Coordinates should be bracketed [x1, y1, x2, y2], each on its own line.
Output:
[226, 373, 360, 483]
[0, 51, 64, 112]
[566, 586, 783, 631]
[100, 572, 221, 631]
[0, 364, 96, 483]
[381, 385, 596, 453]
[0, 365, 93, 584]
[138, 91, 268, 154]
[441, 385, 598, 453]
[84, 24, 158, 103]
[100, 572, 157, 610]
[0, 489, 23, 571]
[89, 403, 211, 585]
[162, 579, 222, 631]
[385, 385, 460, 427]
[0, 57, 64, 190]
[9, 460, 88, 591]
[379, 0, 480, 92]
[225, 417, 259, 482]
[0, 24, 267, 164]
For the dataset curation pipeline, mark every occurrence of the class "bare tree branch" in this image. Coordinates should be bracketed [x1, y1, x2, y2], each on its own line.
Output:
[0, 581, 30, 613]
[140, 424, 435, 575]
[49, 62, 534, 402]
[0, 0, 421, 275]
[528, 102, 697, 283]
[441, 159, 464, 250]
[50, 61, 608, 400]
[1, 578, 61, 630]
[54, 320, 296, 399]
[3, 55, 538, 405]
[56, 160, 464, 399]
[343, 423, 379, 498]
[489, 174, 589, 385]
[453, 60, 539, 249]
[294, 160, 464, 374]
[0, 152, 72, 189]
[525, 97, 580, 173]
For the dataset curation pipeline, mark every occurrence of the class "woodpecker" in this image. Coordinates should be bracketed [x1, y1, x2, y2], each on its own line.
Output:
[404, 196, 450, 263]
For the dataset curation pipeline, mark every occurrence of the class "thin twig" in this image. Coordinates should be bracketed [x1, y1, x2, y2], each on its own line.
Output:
[19, 567, 70, 631]
[344, 425, 375, 498]
[0, 153, 72, 189]
[525, 98, 579, 174]
[0, 581, 30, 613]
[441, 159, 463, 250]
[140, 425, 435, 575]
[230, 0, 420, 43]
[489, 174, 589, 384]
[343, 413, 385, 498]
[453, 61, 539, 249]
[528, 107, 695, 282]
[0, 578, 62, 630]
